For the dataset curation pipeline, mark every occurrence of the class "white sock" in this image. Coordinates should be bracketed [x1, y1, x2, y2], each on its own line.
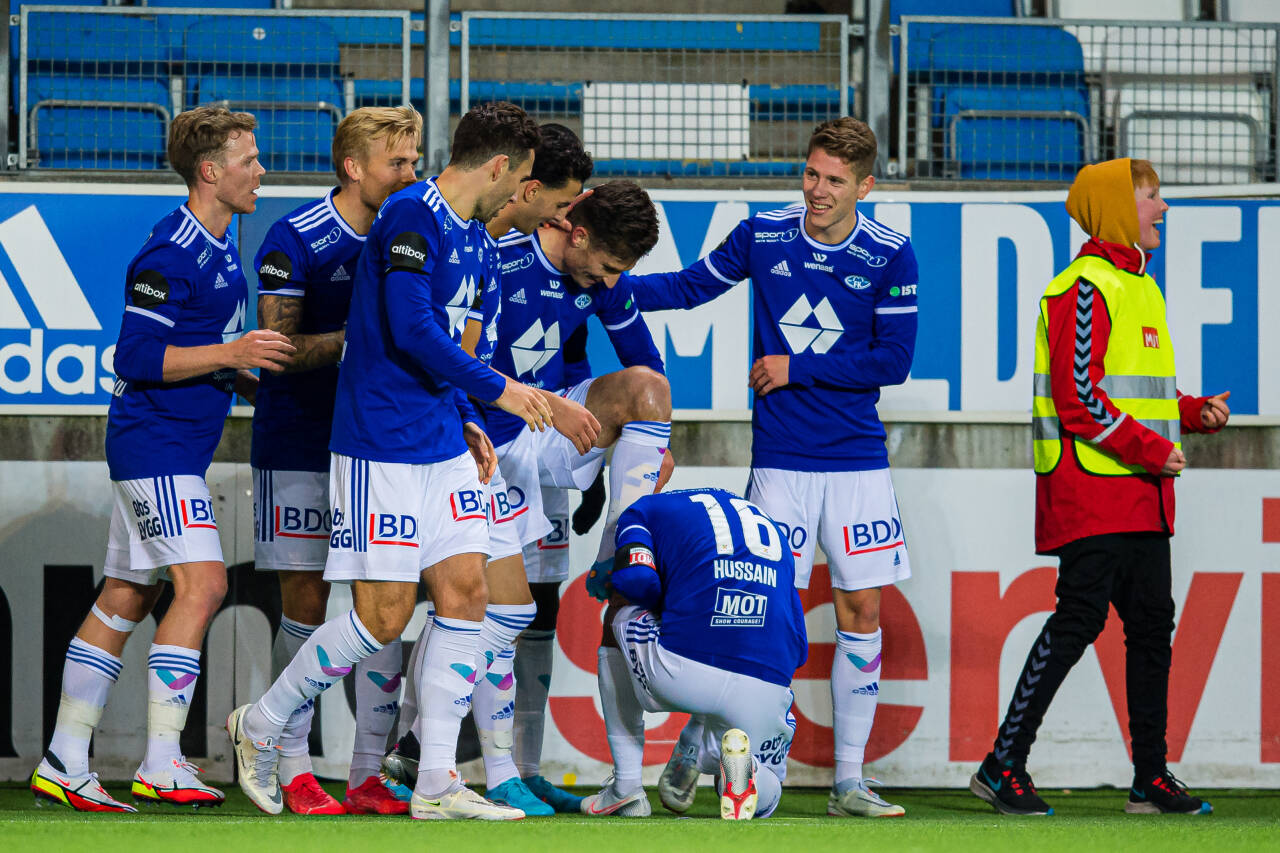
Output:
[415, 616, 481, 797]
[595, 422, 670, 562]
[597, 646, 644, 792]
[47, 637, 122, 776]
[832, 628, 881, 786]
[397, 606, 433, 741]
[273, 616, 319, 784]
[350, 639, 402, 788]
[142, 644, 200, 774]
[755, 764, 783, 818]
[473, 604, 536, 788]
[243, 610, 381, 743]
[513, 628, 554, 779]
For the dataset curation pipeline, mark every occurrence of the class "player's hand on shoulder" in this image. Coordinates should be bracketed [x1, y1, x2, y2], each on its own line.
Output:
[749, 354, 790, 396]
[495, 376, 554, 432]
[224, 328, 296, 373]
[546, 391, 600, 455]
[463, 421, 497, 484]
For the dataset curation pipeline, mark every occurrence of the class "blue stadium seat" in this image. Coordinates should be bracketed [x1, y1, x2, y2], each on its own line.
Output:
[196, 76, 343, 173]
[185, 17, 341, 172]
[145, 0, 276, 7]
[27, 75, 169, 169]
[905, 23, 1090, 180]
[19, 10, 175, 169]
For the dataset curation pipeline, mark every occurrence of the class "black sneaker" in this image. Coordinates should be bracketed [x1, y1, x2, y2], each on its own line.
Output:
[380, 732, 419, 789]
[969, 753, 1053, 816]
[1125, 769, 1212, 814]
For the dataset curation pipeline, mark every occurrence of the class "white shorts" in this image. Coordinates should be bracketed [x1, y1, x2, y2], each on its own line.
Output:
[253, 468, 332, 572]
[495, 378, 604, 549]
[521, 486, 571, 583]
[487, 466, 525, 562]
[104, 475, 225, 585]
[747, 467, 911, 591]
[323, 451, 490, 584]
[612, 606, 796, 781]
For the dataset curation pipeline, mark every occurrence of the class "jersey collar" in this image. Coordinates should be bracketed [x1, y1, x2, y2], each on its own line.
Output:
[423, 177, 470, 231]
[1077, 237, 1151, 275]
[179, 204, 230, 250]
[799, 207, 863, 252]
[529, 230, 566, 276]
[324, 187, 366, 242]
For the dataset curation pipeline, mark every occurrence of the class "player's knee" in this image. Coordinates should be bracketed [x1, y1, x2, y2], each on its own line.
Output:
[355, 596, 414, 645]
[621, 366, 671, 421]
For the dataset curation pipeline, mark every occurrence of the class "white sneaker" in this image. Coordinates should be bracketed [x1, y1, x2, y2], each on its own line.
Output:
[133, 757, 225, 807]
[827, 779, 905, 818]
[580, 777, 651, 817]
[718, 729, 757, 820]
[411, 778, 525, 821]
[225, 704, 283, 815]
[31, 758, 136, 813]
[659, 740, 701, 813]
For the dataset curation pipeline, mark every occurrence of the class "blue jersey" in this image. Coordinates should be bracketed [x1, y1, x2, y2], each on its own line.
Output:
[329, 178, 505, 464]
[614, 488, 807, 687]
[106, 205, 248, 481]
[628, 205, 918, 472]
[483, 229, 663, 447]
[251, 189, 365, 472]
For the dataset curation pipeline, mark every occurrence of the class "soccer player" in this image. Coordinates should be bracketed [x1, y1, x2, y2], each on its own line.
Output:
[31, 107, 294, 812]
[625, 117, 917, 817]
[383, 122, 598, 816]
[227, 102, 553, 821]
[486, 180, 670, 582]
[580, 488, 806, 819]
[250, 106, 422, 816]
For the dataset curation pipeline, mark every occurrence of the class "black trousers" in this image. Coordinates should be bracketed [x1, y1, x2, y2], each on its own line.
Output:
[992, 532, 1175, 775]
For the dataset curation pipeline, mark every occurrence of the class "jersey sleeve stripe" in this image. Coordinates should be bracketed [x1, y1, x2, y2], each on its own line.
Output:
[703, 256, 736, 284]
[874, 305, 917, 315]
[125, 305, 176, 327]
[603, 310, 640, 331]
[260, 287, 305, 298]
[617, 522, 650, 541]
[861, 218, 906, 247]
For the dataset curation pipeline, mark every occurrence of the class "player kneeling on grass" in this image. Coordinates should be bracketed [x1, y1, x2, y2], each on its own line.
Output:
[581, 488, 806, 819]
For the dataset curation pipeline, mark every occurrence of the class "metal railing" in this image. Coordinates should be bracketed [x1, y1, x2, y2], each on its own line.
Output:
[898, 15, 1279, 183]
[17, 5, 413, 172]
[459, 11, 851, 179]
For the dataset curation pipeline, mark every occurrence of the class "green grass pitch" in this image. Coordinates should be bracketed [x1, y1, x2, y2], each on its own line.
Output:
[4, 782, 1278, 852]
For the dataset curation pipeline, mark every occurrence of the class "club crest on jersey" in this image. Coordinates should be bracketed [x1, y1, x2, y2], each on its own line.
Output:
[575, 294, 592, 309]
[181, 498, 217, 530]
[711, 588, 768, 627]
[843, 516, 904, 556]
[450, 489, 487, 522]
[844, 275, 871, 290]
[368, 513, 418, 547]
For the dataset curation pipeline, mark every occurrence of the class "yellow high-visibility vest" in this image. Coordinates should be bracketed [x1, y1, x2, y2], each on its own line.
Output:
[1032, 254, 1180, 476]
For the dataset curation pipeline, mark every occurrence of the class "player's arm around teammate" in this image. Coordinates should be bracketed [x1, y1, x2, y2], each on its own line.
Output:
[229, 103, 552, 822]
[249, 107, 422, 816]
[32, 108, 293, 814]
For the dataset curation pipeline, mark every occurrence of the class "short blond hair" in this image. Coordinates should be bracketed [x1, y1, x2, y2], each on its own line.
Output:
[1130, 158, 1160, 189]
[168, 106, 256, 186]
[332, 106, 423, 183]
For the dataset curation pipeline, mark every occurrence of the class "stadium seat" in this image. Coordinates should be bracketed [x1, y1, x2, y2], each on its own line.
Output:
[26, 75, 170, 169]
[185, 16, 342, 172]
[19, 10, 175, 169]
[1052, 0, 1186, 19]
[906, 22, 1089, 179]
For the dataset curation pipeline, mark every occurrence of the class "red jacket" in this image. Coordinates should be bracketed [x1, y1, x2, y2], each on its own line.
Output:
[1034, 238, 1217, 554]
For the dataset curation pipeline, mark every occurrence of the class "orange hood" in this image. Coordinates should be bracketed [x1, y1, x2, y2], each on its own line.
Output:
[1065, 158, 1139, 247]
